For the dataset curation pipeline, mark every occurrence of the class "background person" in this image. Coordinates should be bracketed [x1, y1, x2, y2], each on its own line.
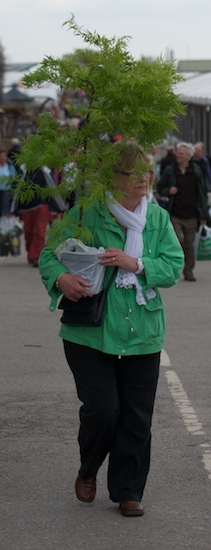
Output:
[13, 165, 68, 266]
[0, 147, 16, 217]
[157, 142, 209, 281]
[17, 167, 50, 267]
[7, 138, 21, 164]
[193, 141, 211, 192]
[38, 140, 184, 517]
[159, 145, 177, 176]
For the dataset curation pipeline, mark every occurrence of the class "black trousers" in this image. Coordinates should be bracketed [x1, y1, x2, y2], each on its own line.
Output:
[0, 190, 11, 216]
[63, 340, 160, 503]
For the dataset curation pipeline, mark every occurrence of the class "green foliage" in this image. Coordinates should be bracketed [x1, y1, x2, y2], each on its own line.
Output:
[13, 14, 185, 244]
[62, 48, 98, 68]
[46, 214, 94, 251]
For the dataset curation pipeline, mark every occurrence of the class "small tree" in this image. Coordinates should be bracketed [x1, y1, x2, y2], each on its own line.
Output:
[14, 15, 184, 243]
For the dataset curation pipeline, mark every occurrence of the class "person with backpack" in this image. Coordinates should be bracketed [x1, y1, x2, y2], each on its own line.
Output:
[15, 166, 67, 266]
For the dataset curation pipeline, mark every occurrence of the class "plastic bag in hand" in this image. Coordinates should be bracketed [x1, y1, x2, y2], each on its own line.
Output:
[55, 238, 106, 294]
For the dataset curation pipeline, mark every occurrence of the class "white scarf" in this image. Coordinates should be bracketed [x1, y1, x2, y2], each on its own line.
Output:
[106, 193, 156, 305]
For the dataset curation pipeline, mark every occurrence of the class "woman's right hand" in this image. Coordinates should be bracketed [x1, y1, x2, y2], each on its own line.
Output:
[56, 273, 93, 302]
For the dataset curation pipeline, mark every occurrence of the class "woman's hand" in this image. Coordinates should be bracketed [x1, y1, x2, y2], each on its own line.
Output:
[98, 248, 137, 272]
[56, 273, 93, 302]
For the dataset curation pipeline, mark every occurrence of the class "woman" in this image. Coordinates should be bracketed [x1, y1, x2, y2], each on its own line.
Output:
[39, 141, 184, 517]
[0, 147, 16, 217]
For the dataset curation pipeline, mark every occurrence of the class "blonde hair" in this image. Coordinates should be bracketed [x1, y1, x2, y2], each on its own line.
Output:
[113, 140, 155, 189]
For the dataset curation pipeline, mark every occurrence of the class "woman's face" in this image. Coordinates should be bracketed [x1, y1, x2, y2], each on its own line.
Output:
[116, 169, 152, 200]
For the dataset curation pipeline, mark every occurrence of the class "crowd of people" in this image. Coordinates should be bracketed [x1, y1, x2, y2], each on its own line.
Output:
[0, 130, 210, 282]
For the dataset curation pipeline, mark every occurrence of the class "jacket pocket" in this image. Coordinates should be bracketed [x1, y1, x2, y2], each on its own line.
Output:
[143, 303, 165, 341]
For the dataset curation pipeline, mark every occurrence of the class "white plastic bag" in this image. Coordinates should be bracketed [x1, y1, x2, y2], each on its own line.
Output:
[55, 238, 106, 294]
[0, 215, 22, 236]
[0, 216, 23, 257]
[195, 225, 211, 260]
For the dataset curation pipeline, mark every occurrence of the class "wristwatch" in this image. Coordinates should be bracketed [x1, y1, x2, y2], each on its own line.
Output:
[135, 257, 144, 275]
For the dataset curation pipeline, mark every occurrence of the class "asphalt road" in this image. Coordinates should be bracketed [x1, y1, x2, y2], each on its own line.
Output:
[1, 241, 211, 550]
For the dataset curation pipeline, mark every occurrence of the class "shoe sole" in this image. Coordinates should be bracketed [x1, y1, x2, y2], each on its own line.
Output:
[75, 494, 95, 503]
[121, 509, 144, 517]
[120, 504, 144, 517]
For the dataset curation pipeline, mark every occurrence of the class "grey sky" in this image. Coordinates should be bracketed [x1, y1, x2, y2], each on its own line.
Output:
[1, 0, 210, 64]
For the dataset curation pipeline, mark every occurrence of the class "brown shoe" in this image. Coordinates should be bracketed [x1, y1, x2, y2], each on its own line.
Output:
[184, 273, 196, 281]
[75, 475, 96, 503]
[120, 501, 144, 517]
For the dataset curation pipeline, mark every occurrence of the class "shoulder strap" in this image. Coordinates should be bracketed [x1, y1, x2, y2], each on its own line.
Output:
[104, 266, 118, 291]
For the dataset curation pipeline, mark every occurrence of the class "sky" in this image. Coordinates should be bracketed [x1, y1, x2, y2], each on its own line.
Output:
[1, 0, 211, 65]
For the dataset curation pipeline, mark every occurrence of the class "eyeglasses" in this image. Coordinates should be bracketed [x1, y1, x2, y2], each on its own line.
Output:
[120, 169, 154, 177]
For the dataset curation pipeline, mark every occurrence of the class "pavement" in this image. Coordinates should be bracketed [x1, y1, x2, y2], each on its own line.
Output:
[1, 239, 211, 549]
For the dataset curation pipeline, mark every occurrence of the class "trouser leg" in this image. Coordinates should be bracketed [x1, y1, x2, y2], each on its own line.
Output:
[63, 341, 120, 479]
[182, 218, 198, 276]
[171, 216, 197, 276]
[1, 190, 12, 214]
[30, 204, 49, 261]
[108, 352, 160, 502]
[171, 216, 184, 244]
[0, 191, 3, 216]
[20, 205, 49, 262]
[19, 210, 35, 258]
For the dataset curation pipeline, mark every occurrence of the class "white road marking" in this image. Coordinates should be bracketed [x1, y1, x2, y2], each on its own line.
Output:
[160, 349, 172, 367]
[165, 370, 204, 436]
[200, 444, 211, 481]
[161, 350, 211, 480]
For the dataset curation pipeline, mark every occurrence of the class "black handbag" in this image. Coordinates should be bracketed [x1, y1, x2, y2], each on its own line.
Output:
[58, 267, 118, 327]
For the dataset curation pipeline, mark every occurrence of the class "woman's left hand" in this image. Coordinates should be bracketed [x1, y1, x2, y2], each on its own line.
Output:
[98, 248, 137, 272]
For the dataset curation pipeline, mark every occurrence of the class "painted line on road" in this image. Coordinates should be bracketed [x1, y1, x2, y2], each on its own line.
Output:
[161, 350, 211, 480]
[165, 369, 204, 436]
[160, 349, 172, 367]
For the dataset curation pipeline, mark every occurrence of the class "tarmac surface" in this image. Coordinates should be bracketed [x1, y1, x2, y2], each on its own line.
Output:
[1, 240, 211, 549]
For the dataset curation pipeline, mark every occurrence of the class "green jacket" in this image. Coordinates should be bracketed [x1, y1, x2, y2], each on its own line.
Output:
[39, 202, 184, 356]
[157, 161, 209, 221]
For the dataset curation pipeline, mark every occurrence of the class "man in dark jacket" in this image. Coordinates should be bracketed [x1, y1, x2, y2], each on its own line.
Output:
[157, 142, 209, 281]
